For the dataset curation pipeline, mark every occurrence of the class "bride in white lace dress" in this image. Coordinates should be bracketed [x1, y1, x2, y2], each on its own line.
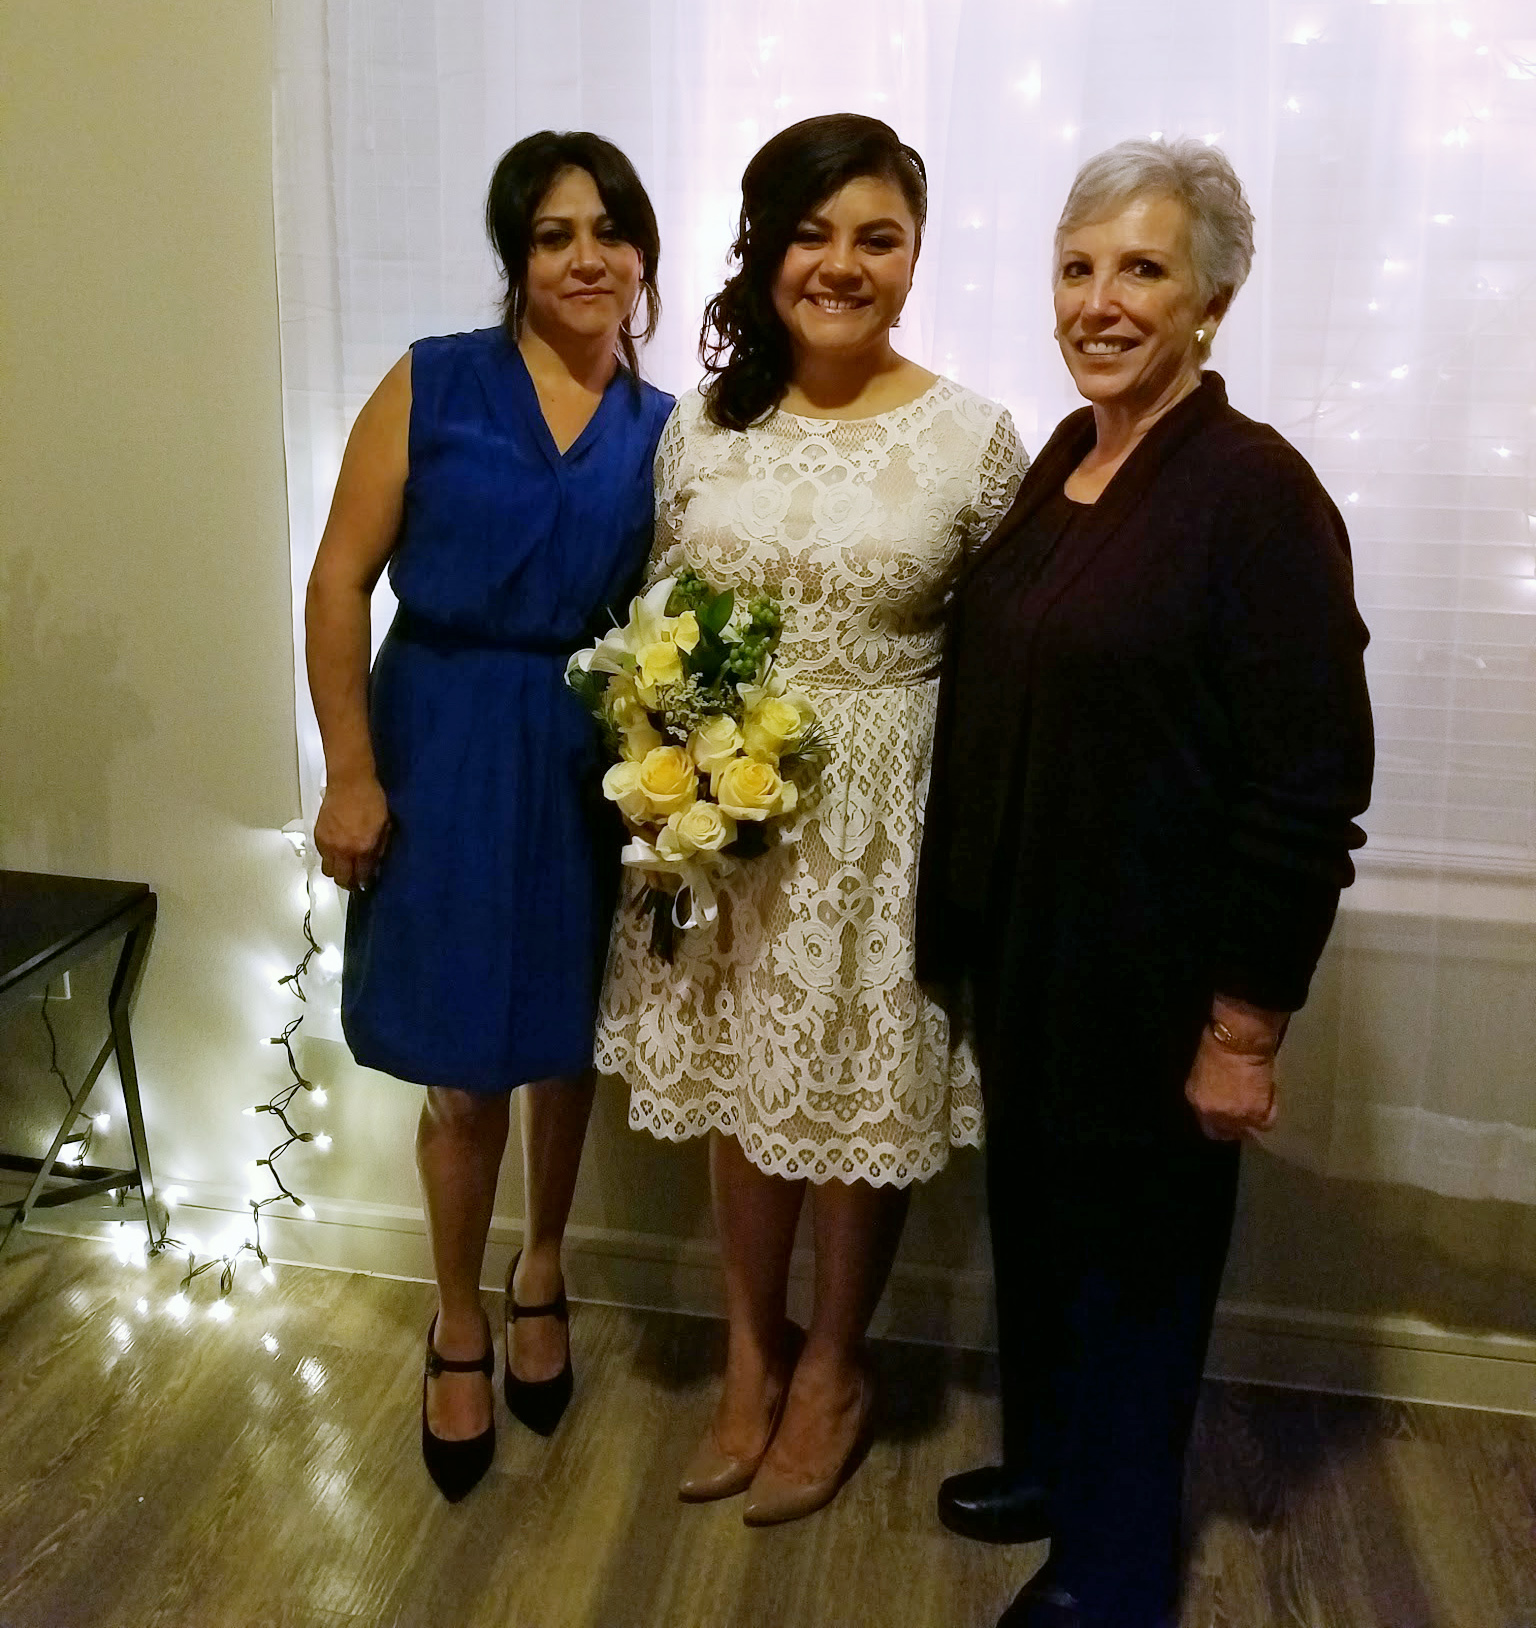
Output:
[597, 115, 1025, 1523]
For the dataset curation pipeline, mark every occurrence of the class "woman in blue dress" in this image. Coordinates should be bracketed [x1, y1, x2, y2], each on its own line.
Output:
[305, 131, 672, 1501]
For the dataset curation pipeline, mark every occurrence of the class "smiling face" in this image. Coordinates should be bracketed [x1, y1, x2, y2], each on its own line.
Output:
[522, 166, 643, 346]
[1053, 192, 1225, 419]
[770, 175, 918, 364]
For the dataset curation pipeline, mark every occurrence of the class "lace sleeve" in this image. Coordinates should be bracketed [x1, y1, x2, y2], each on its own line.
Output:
[644, 400, 692, 587]
[965, 408, 1028, 555]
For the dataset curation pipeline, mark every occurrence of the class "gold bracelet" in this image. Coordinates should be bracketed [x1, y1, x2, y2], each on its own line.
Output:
[1208, 1017, 1280, 1060]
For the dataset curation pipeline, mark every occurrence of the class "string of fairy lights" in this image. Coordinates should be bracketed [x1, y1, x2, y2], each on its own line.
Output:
[99, 832, 335, 1324]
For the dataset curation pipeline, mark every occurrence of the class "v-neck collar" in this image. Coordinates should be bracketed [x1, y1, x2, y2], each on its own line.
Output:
[497, 329, 626, 473]
[969, 372, 1230, 585]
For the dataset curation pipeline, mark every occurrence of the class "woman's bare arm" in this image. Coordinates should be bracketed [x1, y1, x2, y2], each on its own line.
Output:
[305, 352, 411, 889]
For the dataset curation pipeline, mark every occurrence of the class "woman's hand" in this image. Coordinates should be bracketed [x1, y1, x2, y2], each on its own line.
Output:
[314, 774, 392, 891]
[1184, 994, 1288, 1141]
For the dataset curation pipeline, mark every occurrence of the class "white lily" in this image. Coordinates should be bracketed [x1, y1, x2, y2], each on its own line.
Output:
[568, 577, 680, 677]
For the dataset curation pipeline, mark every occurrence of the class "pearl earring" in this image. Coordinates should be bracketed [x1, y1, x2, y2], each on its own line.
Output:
[1196, 327, 1208, 344]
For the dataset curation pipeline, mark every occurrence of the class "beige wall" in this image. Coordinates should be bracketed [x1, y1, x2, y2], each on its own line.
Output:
[3, 0, 1531, 1410]
[1, 1, 303, 1193]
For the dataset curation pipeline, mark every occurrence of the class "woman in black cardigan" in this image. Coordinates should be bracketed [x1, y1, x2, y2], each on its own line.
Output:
[917, 140, 1374, 1628]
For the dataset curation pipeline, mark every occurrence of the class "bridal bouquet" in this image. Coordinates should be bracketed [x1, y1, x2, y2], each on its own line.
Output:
[566, 568, 824, 959]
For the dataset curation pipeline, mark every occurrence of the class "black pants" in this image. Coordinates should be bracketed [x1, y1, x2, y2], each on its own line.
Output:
[983, 1073, 1240, 1628]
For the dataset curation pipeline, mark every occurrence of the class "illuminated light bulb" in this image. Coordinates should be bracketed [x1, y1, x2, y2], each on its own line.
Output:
[261, 1265, 276, 1285]
[1060, 125, 1076, 141]
[167, 1293, 190, 1320]
[296, 1202, 317, 1220]
[261, 1333, 279, 1354]
[1346, 493, 1360, 504]
[772, 94, 791, 109]
[1496, 447, 1512, 458]
[64, 1144, 86, 1165]
[1202, 131, 1222, 144]
[1476, 45, 1488, 55]
[281, 829, 308, 858]
[1350, 381, 1362, 390]
[1442, 127, 1470, 147]
[1290, 25, 1321, 45]
[1382, 260, 1406, 273]
[313, 1134, 333, 1152]
[317, 945, 343, 977]
[1367, 302, 1379, 312]
[1450, 18, 1470, 37]
[1284, 99, 1300, 113]
[1349, 431, 1361, 441]
[1016, 66, 1042, 101]
[208, 1301, 233, 1323]
[1390, 365, 1409, 380]
[1432, 214, 1453, 224]
[243, 1105, 261, 1117]
[890, 32, 903, 46]
[93, 1112, 111, 1132]
[1474, 108, 1490, 120]
[1149, 129, 1164, 141]
[310, 1089, 328, 1107]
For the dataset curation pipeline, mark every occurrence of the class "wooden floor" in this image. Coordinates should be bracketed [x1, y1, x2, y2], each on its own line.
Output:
[0, 1237, 1532, 1628]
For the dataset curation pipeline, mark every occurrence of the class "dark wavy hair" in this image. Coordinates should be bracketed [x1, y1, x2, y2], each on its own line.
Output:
[485, 130, 661, 377]
[700, 114, 928, 431]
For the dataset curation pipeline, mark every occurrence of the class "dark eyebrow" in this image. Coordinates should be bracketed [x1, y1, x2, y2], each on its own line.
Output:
[798, 212, 910, 235]
[532, 212, 615, 230]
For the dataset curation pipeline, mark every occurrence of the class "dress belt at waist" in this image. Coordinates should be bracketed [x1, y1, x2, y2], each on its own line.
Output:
[790, 668, 940, 692]
[390, 610, 575, 658]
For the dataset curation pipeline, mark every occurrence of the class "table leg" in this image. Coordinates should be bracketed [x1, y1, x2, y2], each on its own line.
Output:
[109, 905, 161, 1253]
[0, 1049, 109, 1258]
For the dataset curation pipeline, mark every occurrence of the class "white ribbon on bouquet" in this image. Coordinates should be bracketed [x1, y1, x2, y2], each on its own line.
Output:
[619, 838, 735, 930]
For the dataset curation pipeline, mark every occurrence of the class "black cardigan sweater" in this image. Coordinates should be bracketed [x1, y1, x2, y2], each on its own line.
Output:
[916, 374, 1374, 1146]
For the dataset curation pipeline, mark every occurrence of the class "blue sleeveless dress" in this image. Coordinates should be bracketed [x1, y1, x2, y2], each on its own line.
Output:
[342, 327, 673, 1092]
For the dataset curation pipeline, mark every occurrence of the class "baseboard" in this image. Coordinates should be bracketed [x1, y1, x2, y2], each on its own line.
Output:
[7, 1178, 1532, 1417]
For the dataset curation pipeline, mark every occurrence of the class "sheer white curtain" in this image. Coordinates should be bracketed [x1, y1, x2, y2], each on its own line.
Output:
[272, 0, 1536, 1200]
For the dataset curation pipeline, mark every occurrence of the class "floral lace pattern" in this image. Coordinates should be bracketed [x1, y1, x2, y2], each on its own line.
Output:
[596, 380, 1027, 1186]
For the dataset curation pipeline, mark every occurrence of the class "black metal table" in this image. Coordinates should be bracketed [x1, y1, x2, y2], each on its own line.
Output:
[0, 870, 160, 1258]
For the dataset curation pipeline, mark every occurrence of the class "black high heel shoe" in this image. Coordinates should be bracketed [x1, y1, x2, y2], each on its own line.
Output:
[503, 1250, 573, 1437]
[421, 1315, 495, 1502]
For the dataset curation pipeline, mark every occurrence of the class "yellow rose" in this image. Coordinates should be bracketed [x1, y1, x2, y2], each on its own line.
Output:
[688, 714, 744, 776]
[620, 720, 663, 762]
[743, 696, 808, 761]
[671, 611, 701, 654]
[713, 755, 797, 822]
[601, 760, 652, 823]
[637, 745, 698, 816]
[666, 800, 737, 855]
[605, 674, 648, 730]
[638, 639, 684, 691]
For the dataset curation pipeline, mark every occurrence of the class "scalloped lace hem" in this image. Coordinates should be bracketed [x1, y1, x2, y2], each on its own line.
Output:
[623, 1085, 983, 1188]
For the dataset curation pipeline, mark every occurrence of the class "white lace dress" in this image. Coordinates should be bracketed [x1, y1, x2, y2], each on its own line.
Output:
[595, 380, 1026, 1186]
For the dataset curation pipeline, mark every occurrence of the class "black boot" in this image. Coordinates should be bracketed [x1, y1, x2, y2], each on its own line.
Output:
[938, 1464, 1052, 1544]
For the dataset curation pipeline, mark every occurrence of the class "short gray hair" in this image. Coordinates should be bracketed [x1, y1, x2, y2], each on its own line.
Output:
[1056, 138, 1255, 313]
